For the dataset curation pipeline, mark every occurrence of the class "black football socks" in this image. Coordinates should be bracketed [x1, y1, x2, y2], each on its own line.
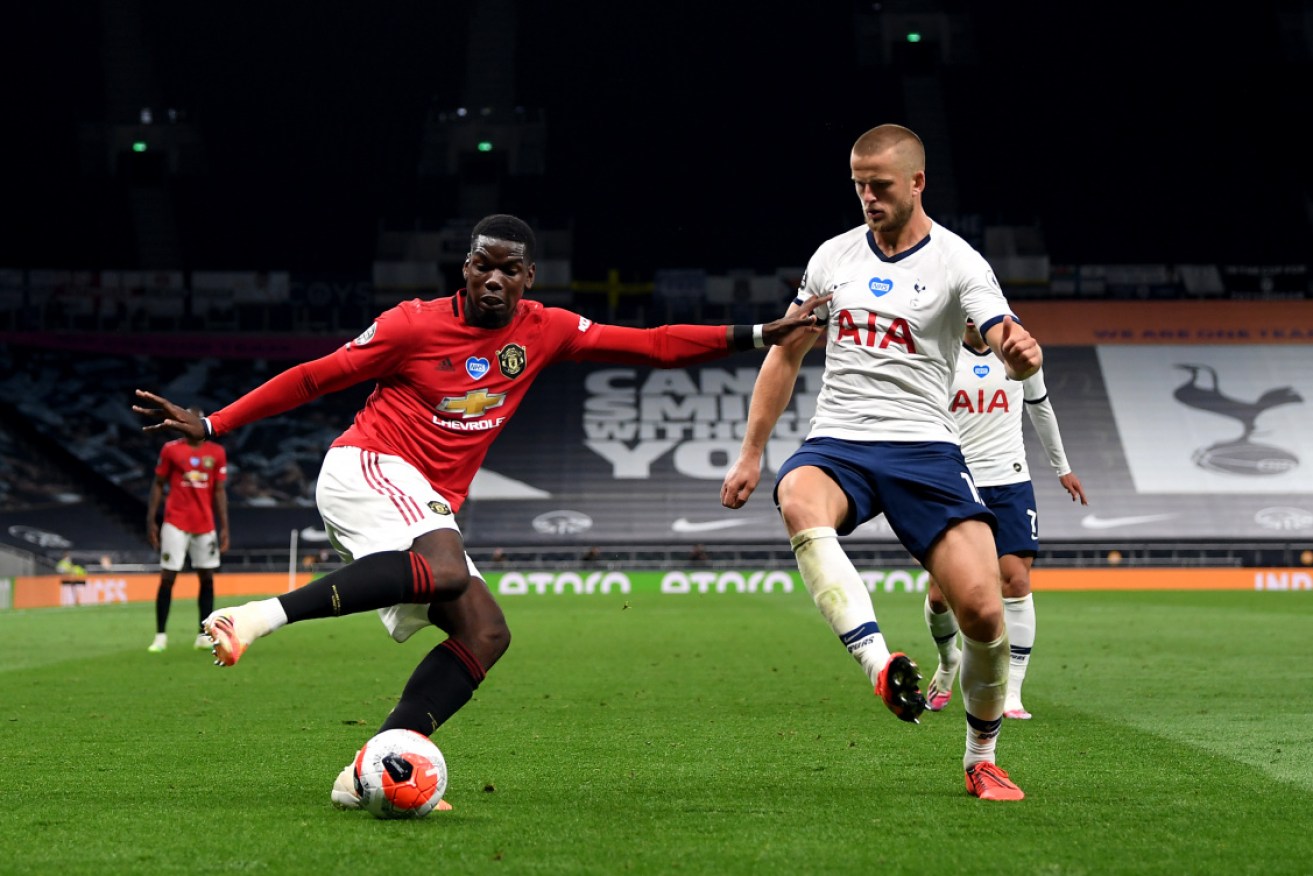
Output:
[378, 638, 487, 735]
[154, 580, 172, 634]
[276, 550, 439, 622]
[197, 572, 215, 629]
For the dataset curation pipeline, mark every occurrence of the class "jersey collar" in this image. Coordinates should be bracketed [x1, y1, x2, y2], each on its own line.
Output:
[865, 228, 932, 263]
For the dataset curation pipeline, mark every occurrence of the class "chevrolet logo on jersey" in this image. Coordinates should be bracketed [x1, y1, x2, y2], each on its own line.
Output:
[438, 389, 507, 418]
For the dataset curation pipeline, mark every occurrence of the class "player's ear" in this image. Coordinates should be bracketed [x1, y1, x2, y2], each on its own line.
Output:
[524, 262, 536, 289]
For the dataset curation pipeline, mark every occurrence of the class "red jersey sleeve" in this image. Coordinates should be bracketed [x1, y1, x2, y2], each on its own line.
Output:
[207, 305, 419, 436]
[546, 309, 732, 367]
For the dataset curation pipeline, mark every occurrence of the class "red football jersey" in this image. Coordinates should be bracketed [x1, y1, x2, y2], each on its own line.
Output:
[155, 439, 228, 534]
[208, 294, 735, 512]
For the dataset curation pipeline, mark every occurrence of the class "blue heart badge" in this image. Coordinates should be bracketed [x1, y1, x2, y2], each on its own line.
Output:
[466, 357, 490, 379]
[973, 364, 990, 378]
[868, 277, 893, 297]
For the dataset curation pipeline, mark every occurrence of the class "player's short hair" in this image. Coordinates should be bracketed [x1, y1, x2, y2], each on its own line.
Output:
[470, 214, 536, 263]
[852, 124, 925, 172]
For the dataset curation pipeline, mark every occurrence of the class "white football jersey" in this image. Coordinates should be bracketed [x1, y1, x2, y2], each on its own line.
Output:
[951, 345, 1070, 486]
[797, 221, 1013, 443]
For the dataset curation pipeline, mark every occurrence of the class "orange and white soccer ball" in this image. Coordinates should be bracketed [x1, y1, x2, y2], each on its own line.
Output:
[353, 729, 448, 819]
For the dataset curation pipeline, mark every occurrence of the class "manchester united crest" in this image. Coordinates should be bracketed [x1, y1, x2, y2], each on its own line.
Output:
[428, 500, 451, 516]
[497, 343, 526, 378]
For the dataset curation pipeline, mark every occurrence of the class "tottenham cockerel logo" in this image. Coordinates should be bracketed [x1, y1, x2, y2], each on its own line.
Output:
[1173, 364, 1303, 476]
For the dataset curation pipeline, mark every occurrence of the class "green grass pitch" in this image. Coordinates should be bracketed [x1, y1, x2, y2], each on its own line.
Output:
[2, 588, 1311, 874]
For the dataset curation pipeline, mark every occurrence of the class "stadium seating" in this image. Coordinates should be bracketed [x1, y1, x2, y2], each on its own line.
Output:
[3, 333, 1308, 571]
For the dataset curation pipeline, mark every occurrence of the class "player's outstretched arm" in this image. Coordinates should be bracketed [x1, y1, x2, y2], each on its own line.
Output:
[136, 351, 365, 440]
[579, 295, 831, 368]
[134, 390, 206, 439]
[754, 294, 830, 346]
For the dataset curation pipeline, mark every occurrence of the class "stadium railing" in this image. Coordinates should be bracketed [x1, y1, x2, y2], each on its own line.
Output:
[70, 540, 1311, 574]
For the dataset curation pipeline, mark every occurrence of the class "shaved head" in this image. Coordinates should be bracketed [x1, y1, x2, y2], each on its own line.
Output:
[852, 124, 925, 174]
[850, 124, 930, 245]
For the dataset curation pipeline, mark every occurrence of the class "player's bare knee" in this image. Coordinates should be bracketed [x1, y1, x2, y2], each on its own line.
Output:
[953, 599, 1004, 641]
[926, 580, 950, 613]
[775, 491, 802, 527]
[416, 550, 470, 598]
[1001, 574, 1031, 599]
[432, 565, 471, 598]
[479, 619, 511, 665]
[780, 505, 838, 537]
[458, 615, 510, 670]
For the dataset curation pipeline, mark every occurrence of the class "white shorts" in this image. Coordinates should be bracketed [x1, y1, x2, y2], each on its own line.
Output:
[316, 446, 482, 643]
[159, 522, 221, 572]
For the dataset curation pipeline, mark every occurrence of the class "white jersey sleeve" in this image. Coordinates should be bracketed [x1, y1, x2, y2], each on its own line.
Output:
[1022, 369, 1072, 477]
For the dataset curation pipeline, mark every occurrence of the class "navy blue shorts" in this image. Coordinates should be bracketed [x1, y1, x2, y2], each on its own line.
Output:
[979, 481, 1039, 558]
[773, 437, 996, 564]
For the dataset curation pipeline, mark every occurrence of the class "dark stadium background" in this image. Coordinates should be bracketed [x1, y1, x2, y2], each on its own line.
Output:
[1, 1, 1309, 572]
[4, 1, 1309, 273]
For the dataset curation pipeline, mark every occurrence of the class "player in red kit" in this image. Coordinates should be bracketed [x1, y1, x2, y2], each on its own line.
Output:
[146, 407, 230, 653]
[134, 213, 826, 810]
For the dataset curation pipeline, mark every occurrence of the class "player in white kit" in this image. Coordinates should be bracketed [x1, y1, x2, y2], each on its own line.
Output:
[923, 319, 1087, 720]
[721, 124, 1042, 801]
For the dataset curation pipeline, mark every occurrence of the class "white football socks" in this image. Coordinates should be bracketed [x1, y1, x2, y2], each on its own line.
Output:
[254, 597, 289, 634]
[1003, 594, 1035, 708]
[923, 595, 962, 676]
[791, 527, 890, 686]
[960, 630, 1009, 768]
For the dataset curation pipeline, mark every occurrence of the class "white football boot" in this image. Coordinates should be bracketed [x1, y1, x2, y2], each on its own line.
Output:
[201, 603, 273, 667]
[330, 761, 361, 810]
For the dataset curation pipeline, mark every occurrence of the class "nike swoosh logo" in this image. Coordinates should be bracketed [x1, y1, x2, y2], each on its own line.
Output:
[827, 280, 857, 292]
[1080, 513, 1176, 530]
[671, 517, 758, 534]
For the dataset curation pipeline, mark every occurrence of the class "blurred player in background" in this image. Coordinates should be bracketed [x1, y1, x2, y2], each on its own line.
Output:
[923, 319, 1087, 719]
[146, 407, 229, 652]
[134, 213, 826, 811]
[722, 124, 1040, 801]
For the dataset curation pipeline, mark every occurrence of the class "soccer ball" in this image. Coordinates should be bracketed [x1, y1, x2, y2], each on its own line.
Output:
[353, 728, 448, 819]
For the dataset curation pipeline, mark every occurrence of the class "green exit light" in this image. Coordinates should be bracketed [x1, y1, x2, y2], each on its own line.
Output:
[477, 141, 493, 152]
[132, 141, 148, 152]
[906, 32, 922, 43]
